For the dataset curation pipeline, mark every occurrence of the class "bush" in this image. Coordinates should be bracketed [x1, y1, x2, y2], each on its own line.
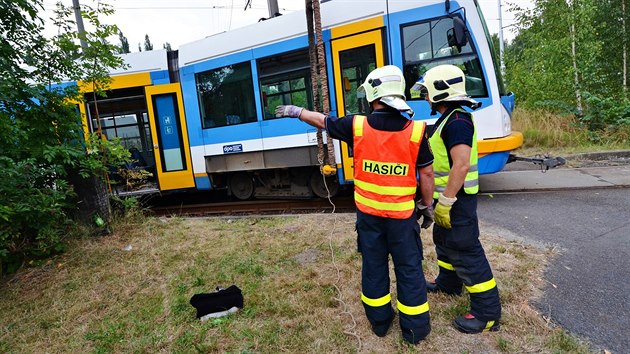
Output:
[579, 93, 630, 132]
[0, 158, 73, 273]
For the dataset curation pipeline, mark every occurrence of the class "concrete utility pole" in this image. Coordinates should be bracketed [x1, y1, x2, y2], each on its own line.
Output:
[267, 0, 279, 18]
[498, 0, 505, 74]
[72, 0, 88, 50]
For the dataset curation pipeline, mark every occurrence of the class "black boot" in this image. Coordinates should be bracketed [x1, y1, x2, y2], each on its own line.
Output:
[453, 313, 500, 334]
[426, 280, 462, 296]
[371, 316, 393, 337]
[401, 323, 431, 344]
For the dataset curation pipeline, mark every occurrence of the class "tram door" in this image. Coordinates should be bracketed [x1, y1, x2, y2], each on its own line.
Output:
[145, 83, 195, 190]
[331, 29, 385, 182]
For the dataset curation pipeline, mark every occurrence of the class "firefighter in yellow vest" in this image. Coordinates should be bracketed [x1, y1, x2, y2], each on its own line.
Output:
[275, 65, 435, 344]
[411, 64, 501, 333]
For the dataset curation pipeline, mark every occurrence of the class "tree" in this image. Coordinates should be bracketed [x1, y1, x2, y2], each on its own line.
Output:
[118, 30, 130, 54]
[0, 0, 128, 274]
[144, 34, 153, 51]
[163, 42, 172, 51]
[506, 0, 630, 133]
[505, 0, 575, 109]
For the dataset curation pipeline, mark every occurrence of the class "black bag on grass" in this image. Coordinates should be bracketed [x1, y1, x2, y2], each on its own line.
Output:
[190, 285, 244, 320]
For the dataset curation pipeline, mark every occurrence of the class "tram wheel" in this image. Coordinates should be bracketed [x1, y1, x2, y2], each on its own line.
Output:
[229, 172, 255, 200]
[310, 172, 339, 199]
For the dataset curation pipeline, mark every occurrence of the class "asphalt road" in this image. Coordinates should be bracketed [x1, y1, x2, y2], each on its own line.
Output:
[478, 188, 630, 353]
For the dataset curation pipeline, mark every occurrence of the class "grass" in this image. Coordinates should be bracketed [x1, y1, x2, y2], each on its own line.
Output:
[0, 214, 594, 353]
[511, 107, 630, 155]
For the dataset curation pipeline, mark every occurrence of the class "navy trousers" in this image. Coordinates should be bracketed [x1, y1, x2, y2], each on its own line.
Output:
[432, 194, 501, 321]
[356, 209, 430, 342]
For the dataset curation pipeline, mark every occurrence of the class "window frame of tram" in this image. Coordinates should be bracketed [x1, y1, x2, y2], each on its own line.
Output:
[87, 91, 155, 174]
[339, 45, 377, 116]
[257, 48, 313, 120]
[338, 44, 377, 158]
[400, 15, 489, 101]
[195, 62, 258, 129]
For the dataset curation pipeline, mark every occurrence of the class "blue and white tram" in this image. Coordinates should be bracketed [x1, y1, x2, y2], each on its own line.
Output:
[78, 0, 523, 199]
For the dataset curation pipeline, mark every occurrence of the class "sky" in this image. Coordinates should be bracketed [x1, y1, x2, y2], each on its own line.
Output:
[41, 0, 530, 51]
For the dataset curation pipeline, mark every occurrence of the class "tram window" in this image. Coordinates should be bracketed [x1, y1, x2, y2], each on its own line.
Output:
[96, 115, 143, 151]
[115, 114, 137, 126]
[196, 62, 257, 129]
[401, 16, 488, 100]
[261, 73, 310, 120]
[258, 49, 312, 120]
[339, 45, 375, 115]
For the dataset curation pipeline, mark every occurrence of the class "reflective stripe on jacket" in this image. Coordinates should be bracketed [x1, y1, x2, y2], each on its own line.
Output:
[428, 108, 478, 199]
[353, 115, 425, 219]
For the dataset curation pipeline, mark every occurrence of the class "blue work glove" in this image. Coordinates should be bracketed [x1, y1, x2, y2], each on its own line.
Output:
[434, 193, 457, 229]
[416, 202, 434, 229]
[275, 105, 304, 118]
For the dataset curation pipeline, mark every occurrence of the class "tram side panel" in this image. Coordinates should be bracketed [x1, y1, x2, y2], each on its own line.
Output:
[172, 0, 523, 197]
[178, 30, 340, 198]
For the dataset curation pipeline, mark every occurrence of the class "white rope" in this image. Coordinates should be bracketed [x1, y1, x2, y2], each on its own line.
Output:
[322, 173, 362, 352]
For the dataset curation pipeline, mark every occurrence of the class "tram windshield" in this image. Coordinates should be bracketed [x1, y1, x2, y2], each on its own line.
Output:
[401, 16, 488, 100]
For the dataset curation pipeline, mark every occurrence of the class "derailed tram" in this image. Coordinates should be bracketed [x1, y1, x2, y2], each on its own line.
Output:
[72, 0, 522, 199]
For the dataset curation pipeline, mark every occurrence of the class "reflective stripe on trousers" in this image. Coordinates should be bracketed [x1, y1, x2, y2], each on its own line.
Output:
[432, 194, 501, 321]
[356, 210, 431, 335]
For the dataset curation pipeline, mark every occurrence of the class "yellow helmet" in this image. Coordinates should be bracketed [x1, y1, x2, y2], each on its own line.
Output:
[411, 64, 480, 108]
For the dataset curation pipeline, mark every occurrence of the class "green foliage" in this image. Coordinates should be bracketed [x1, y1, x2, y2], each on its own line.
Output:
[580, 93, 630, 131]
[0, 0, 126, 274]
[111, 195, 140, 216]
[143, 34, 153, 51]
[83, 134, 131, 178]
[545, 329, 589, 353]
[0, 157, 72, 271]
[118, 31, 130, 54]
[116, 168, 153, 191]
[506, 0, 630, 141]
[511, 107, 629, 152]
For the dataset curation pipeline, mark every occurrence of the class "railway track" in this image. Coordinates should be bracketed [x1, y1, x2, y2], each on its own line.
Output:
[150, 197, 356, 217]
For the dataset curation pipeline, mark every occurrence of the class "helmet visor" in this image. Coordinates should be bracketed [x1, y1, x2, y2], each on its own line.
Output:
[356, 84, 366, 99]
[410, 81, 428, 100]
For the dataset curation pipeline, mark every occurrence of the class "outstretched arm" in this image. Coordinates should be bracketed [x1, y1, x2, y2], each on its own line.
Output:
[275, 105, 327, 129]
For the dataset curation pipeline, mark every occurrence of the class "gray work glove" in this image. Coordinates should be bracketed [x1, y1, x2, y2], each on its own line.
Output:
[416, 202, 434, 229]
[275, 105, 304, 118]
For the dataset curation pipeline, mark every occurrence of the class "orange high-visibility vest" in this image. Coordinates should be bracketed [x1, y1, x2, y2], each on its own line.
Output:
[353, 115, 426, 219]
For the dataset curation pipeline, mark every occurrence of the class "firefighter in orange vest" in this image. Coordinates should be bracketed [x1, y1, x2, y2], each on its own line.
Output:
[275, 65, 435, 344]
[411, 64, 502, 334]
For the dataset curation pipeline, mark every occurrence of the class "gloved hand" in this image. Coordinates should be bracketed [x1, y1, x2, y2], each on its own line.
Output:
[416, 202, 434, 229]
[434, 193, 457, 229]
[275, 105, 304, 118]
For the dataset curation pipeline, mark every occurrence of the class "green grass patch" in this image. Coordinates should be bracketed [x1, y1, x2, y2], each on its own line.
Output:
[0, 214, 595, 353]
[512, 107, 630, 155]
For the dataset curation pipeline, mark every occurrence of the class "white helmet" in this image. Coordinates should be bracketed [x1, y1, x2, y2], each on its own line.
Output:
[357, 65, 414, 116]
[411, 64, 480, 108]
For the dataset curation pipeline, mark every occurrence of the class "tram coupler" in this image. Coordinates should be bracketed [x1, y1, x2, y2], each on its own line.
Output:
[507, 154, 566, 171]
[321, 164, 337, 176]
